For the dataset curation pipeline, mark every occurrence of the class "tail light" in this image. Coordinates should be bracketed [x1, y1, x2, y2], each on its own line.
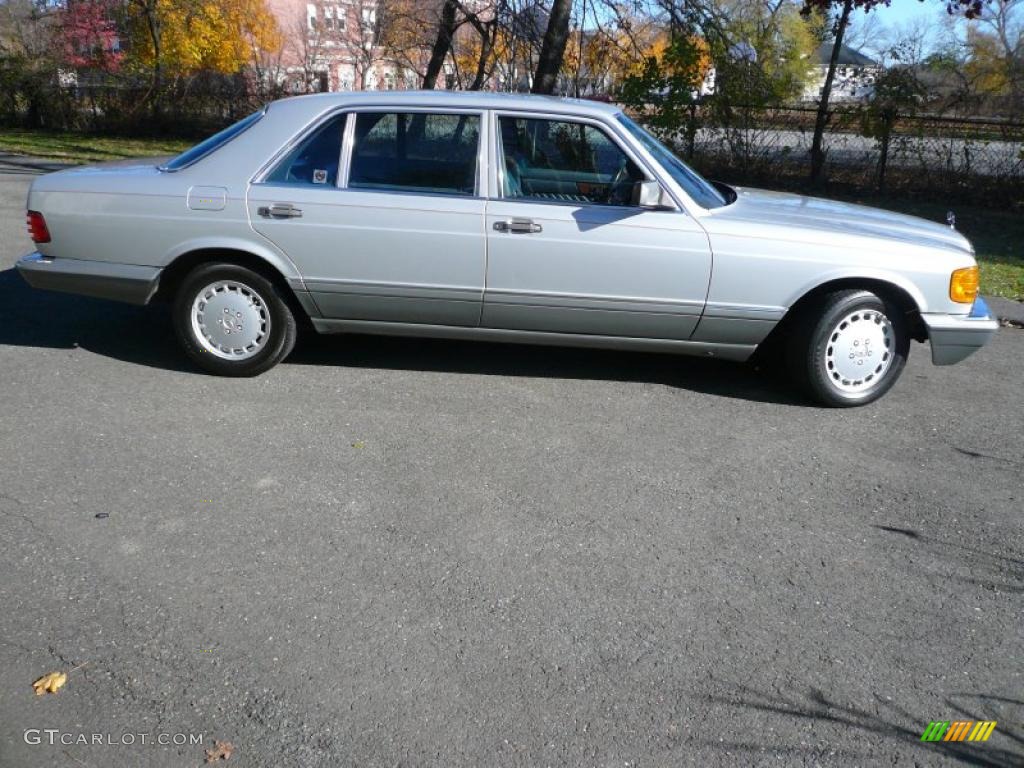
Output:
[26, 210, 51, 244]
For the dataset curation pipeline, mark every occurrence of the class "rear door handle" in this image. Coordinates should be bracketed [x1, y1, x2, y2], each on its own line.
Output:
[494, 218, 542, 234]
[258, 203, 303, 219]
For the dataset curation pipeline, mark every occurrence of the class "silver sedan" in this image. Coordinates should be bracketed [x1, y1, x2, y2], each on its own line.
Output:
[16, 91, 998, 406]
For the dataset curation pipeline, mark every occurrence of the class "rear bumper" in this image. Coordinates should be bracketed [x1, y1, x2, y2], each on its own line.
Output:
[922, 297, 999, 365]
[15, 252, 161, 306]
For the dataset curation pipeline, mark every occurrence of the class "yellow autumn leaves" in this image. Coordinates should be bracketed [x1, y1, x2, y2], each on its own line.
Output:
[32, 671, 67, 695]
[128, 0, 284, 76]
[31, 661, 88, 695]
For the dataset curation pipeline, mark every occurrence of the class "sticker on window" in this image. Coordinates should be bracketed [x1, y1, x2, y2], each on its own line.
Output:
[313, 169, 328, 184]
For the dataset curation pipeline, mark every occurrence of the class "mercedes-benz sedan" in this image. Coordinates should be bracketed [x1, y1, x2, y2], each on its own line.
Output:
[16, 91, 998, 406]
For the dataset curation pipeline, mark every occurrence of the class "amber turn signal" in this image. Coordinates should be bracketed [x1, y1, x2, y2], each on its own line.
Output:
[949, 265, 979, 304]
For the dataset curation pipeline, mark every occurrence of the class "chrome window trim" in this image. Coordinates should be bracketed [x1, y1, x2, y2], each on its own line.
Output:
[251, 109, 348, 185]
[338, 111, 356, 189]
[341, 107, 486, 198]
[490, 110, 682, 213]
[254, 106, 486, 198]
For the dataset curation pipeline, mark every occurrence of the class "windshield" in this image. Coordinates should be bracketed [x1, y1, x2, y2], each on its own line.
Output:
[616, 113, 728, 209]
[160, 109, 264, 171]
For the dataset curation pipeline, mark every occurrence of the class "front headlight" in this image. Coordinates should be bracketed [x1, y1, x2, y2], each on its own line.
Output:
[949, 265, 980, 304]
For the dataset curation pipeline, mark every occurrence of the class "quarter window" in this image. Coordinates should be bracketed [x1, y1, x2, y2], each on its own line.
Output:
[348, 112, 480, 196]
[265, 114, 345, 186]
[499, 116, 644, 206]
[161, 109, 263, 172]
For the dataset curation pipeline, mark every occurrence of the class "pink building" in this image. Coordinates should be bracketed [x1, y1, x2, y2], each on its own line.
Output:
[265, 0, 422, 93]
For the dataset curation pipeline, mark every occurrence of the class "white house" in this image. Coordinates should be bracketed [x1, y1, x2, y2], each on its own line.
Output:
[802, 42, 880, 103]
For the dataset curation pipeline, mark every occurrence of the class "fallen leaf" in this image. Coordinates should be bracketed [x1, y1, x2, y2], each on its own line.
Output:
[32, 671, 67, 695]
[351, 441, 365, 449]
[205, 740, 234, 762]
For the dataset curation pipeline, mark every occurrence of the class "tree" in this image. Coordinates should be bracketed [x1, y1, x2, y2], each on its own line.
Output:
[802, 0, 863, 185]
[531, 0, 572, 93]
[337, 0, 385, 89]
[57, 0, 123, 72]
[802, 0, 989, 185]
[0, 0, 64, 127]
[454, 0, 504, 90]
[860, 64, 925, 190]
[128, 0, 282, 76]
[124, 0, 282, 112]
[618, 34, 712, 130]
[422, 0, 459, 88]
[717, 0, 819, 104]
[964, 0, 1023, 116]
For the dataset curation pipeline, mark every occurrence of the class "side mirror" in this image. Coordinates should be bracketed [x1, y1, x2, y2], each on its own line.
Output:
[632, 180, 672, 209]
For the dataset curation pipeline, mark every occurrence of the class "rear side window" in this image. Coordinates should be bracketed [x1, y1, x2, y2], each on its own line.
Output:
[266, 115, 345, 186]
[161, 110, 263, 171]
[348, 112, 480, 196]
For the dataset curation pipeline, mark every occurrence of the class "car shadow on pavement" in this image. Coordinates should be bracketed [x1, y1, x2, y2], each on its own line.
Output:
[0, 268, 192, 373]
[287, 327, 805, 405]
[702, 684, 1022, 766]
[0, 267, 804, 404]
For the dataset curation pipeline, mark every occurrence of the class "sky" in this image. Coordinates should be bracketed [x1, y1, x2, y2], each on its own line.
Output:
[846, 0, 967, 58]
[880, 0, 943, 27]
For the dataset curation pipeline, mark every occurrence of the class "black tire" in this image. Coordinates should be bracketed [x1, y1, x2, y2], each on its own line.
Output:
[787, 289, 910, 407]
[173, 262, 297, 376]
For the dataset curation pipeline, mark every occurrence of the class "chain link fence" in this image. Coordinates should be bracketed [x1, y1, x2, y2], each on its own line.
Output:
[658, 105, 1024, 205]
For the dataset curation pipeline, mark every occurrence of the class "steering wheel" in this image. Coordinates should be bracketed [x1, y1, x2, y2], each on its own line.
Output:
[608, 160, 633, 205]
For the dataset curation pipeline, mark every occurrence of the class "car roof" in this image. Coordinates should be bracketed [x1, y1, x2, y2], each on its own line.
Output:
[268, 90, 622, 120]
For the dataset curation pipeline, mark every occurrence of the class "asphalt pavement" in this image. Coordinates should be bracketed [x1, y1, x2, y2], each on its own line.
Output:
[0, 158, 1021, 767]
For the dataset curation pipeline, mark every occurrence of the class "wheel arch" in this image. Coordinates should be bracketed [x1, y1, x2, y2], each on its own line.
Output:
[153, 245, 317, 321]
[757, 276, 927, 365]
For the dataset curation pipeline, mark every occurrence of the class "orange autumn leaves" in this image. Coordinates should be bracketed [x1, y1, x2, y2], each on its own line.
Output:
[129, 0, 284, 76]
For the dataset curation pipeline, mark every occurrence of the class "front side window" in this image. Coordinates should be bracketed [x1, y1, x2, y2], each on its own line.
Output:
[616, 113, 727, 209]
[348, 112, 480, 196]
[265, 114, 345, 186]
[499, 116, 645, 206]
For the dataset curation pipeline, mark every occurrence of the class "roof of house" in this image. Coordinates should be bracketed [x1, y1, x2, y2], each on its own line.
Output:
[815, 42, 877, 67]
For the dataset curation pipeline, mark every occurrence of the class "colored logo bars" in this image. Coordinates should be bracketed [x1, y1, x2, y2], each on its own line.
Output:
[921, 721, 998, 742]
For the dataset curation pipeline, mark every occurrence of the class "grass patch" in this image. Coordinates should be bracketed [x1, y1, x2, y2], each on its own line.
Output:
[833, 195, 1024, 301]
[0, 130, 191, 164]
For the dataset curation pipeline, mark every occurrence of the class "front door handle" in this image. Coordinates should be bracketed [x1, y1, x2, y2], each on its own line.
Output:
[258, 203, 303, 219]
[494, 218, 542, 234]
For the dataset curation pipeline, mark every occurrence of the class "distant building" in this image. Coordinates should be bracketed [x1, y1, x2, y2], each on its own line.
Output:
[265, 0, 420, 93]
[802, 42, 879, 103]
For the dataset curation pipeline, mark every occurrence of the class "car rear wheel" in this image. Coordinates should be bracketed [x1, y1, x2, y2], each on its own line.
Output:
[173, 263, 296, 376]
[788, 289, 909, 407]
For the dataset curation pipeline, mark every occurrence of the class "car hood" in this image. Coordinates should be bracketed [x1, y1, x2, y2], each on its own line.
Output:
[705, 187, 973, 256]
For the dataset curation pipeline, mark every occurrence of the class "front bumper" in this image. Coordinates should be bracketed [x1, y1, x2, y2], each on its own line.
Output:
[16, 252, 161, 306]
[922, 297, 999, 365]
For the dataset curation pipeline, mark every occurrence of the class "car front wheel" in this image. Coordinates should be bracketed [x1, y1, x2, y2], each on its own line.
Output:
[789, 289, 910, 407]
[173, 263, 296, 376]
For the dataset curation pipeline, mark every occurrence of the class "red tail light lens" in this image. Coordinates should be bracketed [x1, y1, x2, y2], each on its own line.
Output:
[27, 210, 51, 244]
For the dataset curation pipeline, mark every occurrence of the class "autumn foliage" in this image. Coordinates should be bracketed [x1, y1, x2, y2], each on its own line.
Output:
[127, 0, 283, 75]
